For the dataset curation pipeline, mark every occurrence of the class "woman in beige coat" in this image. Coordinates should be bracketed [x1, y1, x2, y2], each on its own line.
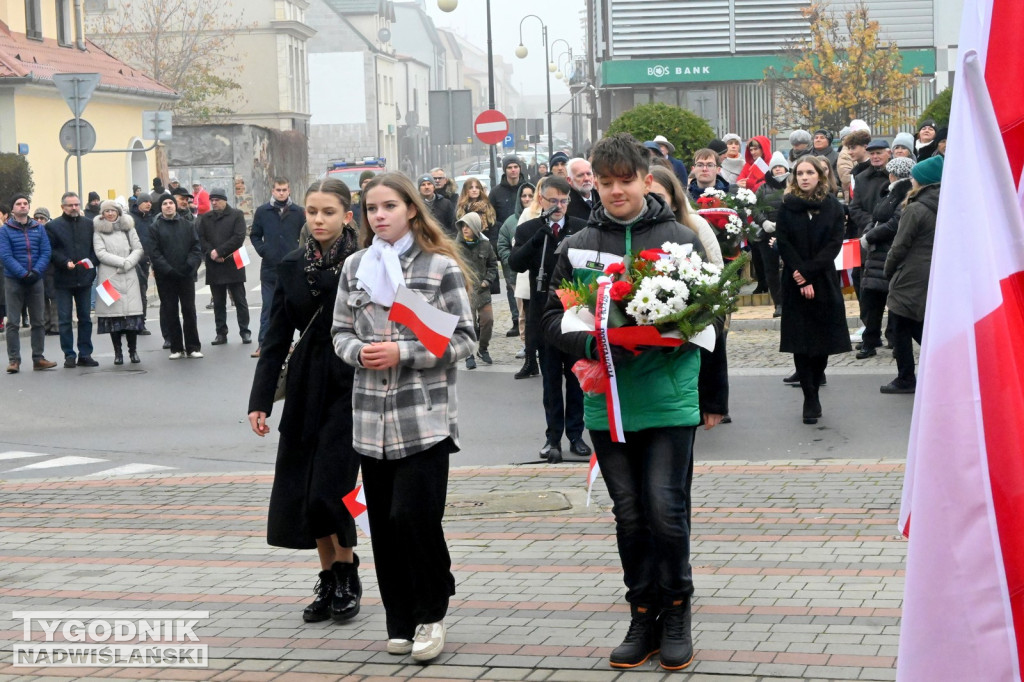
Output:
[93, 200, 145, 365]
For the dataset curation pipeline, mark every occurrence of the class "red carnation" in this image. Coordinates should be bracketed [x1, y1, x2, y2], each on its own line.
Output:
[609, 280, 632, 301]
[696, 196, 721, 209]
[604, 262, 626, 276]
[638, 248, 668, 262]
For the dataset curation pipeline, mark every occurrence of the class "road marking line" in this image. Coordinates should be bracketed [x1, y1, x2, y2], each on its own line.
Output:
[82, 463, 176, 478]
[0, 452, 49, 461]
[7, 456, 107, 472]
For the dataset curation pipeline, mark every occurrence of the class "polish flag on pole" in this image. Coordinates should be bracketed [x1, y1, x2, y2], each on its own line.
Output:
[834, 239, 861, 288]
[342, 485, 371, 537]
[232, 248, 251, 270]
[95, 279, 121, 306]
[897, 1, 1024, 680]
[586, 453, 601, 507]
[388, 284, 459, 358]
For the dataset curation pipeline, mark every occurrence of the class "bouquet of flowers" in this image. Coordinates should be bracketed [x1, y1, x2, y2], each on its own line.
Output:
[695, 187, 759, 258]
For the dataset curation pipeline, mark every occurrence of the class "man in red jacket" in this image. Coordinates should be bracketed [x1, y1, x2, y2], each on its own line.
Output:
[192, 182, 212, 215]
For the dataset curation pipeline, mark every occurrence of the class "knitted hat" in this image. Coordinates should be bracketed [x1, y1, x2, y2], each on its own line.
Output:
[911, 155, 944, 185]
[209, 187, 228, 201]
[918, 118, 937, 133]
[838, 125, 852, 141]
[813, 129, 834, 144]
[549, 151, 569, 167]
[502, 154, 524, 171]
[417, 175, 433, 187]
[100, 199, 122, 215]
[789, 129, 812, 146]
[892, 132, 916, 154]
[136, 194, 152, 206]
[652, 134, 675, 154]
[707, 139, 728, 155]
[722, 133, 742, 145]
[359, 170, 376, 184]
[849, 119, 871, 134]
[88, 191, 100, 202]
[885, 157, 916, 179]
[32, 207, 50, 220]
[866, 138, 890, 151]
[768, 151, 790, 171]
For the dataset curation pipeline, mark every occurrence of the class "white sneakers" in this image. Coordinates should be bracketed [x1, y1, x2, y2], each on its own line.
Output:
[169, 351, 204, 360]
[187, 351, 204, 359]
[386, 638, 413, 655]
[168, 352, 184, 360]
[411, 621, 445, 662]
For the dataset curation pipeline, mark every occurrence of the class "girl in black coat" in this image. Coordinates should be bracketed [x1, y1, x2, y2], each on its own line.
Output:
[247, 178, 363, 624]
[775, 156, 852, 424]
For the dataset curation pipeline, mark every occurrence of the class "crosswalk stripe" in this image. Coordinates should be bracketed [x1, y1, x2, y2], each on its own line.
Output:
[82, 463, 175, 478]
[0, 451, 49, 461]
[7, 456, 107, 472]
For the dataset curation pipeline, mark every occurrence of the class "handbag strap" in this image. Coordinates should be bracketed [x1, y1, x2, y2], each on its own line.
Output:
[293, 305, 323, 349]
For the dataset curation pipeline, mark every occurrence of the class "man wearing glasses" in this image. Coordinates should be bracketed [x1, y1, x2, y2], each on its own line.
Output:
[508, 175, 590, 463]
[429, 167, 457, 203]
[687, 149, 732, 201]
[44, 192, 99, 368]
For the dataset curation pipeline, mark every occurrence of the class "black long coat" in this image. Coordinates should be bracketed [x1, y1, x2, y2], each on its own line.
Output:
[197, 207, 247, 285]
[776, 193, 853, 356]
[247, 232, 360, 550]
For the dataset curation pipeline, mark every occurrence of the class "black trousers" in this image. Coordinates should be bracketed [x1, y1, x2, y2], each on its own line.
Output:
[889, 312, 923, 383]
[538, 341, 585, 445]
[158, 274, 200, 353]
[360, 441, 455, 640]
[859, 287, 888, 349]
[211, 282, 250, 337]
[751, 241, 781, 305]
[136, 261, 150, 326]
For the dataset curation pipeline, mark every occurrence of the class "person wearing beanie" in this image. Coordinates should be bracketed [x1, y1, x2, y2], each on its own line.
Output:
[750, 150, 791, 312]
[811, 129, 838, 173]
[882, 154, 942, 394]
[489, 154, 525, 226]
[129, 193, 155, 336]
[548, 151, 570, 177]
[891, 132, 917, 159]
[720, 133, 744, 184]
[33, 206, 59, 336]
[92, 198, 146, 365]
[707, 138, 728, 156]
[915, 119, 939, 161]
[417, 174, 456, 238]
[250, 178, 305, 356]
[84, 192, 102, 221]
[849, 119, 871, 134]
[934, 127, 948, 157]
[455, 211, 498, 369]
[196, 188, 250, 347]
[788, 129, 812, 162]
[838, 126, 852, 142]
[33, 207, 50, 223]
[149, 194, 203, 359]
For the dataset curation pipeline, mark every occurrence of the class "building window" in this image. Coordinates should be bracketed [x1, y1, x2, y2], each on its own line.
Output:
[25, 0, 42, 40]
[56, 0, 72, 46]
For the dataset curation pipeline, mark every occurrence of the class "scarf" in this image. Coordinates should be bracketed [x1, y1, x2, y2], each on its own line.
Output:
[354, 231, 414, 306]
[304, 227, 357, 297]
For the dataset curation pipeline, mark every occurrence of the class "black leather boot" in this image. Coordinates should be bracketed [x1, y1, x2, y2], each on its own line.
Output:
[302, 569, 336, 623]
[330, 555, 362, 622]
[514, 356, 539, 380]
[609, 604, 661, 668]
[802, 385, 822, 424]
[659, 598, 694, 670]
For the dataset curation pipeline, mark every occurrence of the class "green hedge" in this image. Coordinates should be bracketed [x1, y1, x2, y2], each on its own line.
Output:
[607, 103, 715, 164]
[0, 153, 35, 206]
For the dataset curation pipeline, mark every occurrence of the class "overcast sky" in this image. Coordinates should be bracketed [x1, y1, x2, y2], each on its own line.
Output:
[422, 0, 587, 99]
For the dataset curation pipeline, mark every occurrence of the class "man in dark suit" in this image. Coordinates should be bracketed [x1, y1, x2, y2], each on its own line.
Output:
[565, 157, 601, 223]
[509, 175, 590, 463]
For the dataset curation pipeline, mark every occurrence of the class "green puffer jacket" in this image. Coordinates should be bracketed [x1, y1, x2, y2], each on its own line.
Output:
[542, 194, 729, 432]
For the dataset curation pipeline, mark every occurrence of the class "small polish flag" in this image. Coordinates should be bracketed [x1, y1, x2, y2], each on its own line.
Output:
[834, 239, 861, 290]
[96, 279, 121, 306]
[586, 453, 601, 507]
[232, 248, 251, 269]
[342, 485, 371, 537]
[77, 258, 94, 269]
[388, 284, 459, 358]
[753, 156, 770, 175]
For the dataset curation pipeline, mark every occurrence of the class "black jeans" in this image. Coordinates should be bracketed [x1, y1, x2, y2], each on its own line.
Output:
[859, 287, 888, 349]
[211, 282, 250, 337]
[538, 341, 585, 445]
[592, 426, 696, 607]
[889, 312, 923, 383]
[360, 441, 455, 640]
[136, 261, 150, 326]
[752, 240, 781, 305]
[158, 274, 200, 353]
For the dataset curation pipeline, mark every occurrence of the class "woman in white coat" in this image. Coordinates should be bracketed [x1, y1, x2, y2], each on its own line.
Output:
[93, 200, 145, 365]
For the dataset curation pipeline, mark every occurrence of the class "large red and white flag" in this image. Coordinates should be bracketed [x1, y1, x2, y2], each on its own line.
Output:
[897, 1, 1024, 679]
[342, 485, 371, 537]
[388, 284, 459, 358]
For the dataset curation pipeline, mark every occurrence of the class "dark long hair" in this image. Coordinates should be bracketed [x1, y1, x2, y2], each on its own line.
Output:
[786, 155, 833, 203]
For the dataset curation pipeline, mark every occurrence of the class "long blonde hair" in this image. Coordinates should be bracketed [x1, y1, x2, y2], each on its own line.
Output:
[359, 172, 476, 290]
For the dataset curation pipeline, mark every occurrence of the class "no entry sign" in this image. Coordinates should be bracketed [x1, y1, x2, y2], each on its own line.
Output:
[474, 109, 509, 145]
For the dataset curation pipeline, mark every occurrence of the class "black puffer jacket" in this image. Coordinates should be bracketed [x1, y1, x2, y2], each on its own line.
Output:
[860, 179, 912, 293]
[848, 164, 891, 237]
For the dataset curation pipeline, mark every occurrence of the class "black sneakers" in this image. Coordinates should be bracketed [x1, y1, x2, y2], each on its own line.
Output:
[609, 605, 661, 668]
[659, 599, 694, 671]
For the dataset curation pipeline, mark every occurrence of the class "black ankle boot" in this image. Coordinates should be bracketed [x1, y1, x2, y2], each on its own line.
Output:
[129, 351, 141, 364]
[514, 357, 539, 380]
[802, 392, 822, 424]
[302, 569, 336, 623]
[113, 350, 124, 365]
[659, 598, 694, 670]
[609, 604, 661, 668]
[330, 555, 362, 622]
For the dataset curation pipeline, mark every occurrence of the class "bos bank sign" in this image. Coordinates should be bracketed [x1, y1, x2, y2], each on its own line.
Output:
[601, 50, 935, 86]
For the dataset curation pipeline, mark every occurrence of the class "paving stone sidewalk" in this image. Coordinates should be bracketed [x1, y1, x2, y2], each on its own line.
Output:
[0, 458, 905, 681]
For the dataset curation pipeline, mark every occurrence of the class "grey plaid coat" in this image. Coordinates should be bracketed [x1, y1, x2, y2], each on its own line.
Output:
[332, 242, 477, 460]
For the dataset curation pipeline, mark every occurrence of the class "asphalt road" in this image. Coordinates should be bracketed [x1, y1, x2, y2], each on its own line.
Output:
[0, 301, 914, 479]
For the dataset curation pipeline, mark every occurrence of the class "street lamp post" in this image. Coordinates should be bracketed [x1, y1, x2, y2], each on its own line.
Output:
[515, 15, 553, 159]
[438, 0, 499, 188]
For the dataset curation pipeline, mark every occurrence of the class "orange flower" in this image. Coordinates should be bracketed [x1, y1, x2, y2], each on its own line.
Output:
[555, 287, 583, 310]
